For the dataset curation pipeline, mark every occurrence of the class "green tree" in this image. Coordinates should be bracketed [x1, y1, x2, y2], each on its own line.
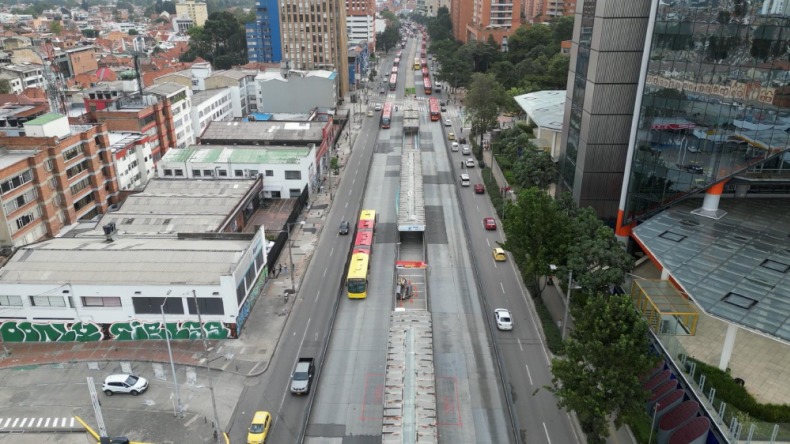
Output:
[465, 72, 506, 147]
[436, 55, 472, 90]
[511, 144, 557, 191]
[180, 11, 248, 69]
[0, 79, 10, 94]
[128, 28, 139, 35]
[546, 53, 570, 87]
[49, 20, 63, 35]
[458, 39, 501, 72]
[550, 295, 656, 443]
[502, 187, 567, 295]
[81, 29, 99, 38]
[550, 16, 575, 43]
[426, 6, 452, 42]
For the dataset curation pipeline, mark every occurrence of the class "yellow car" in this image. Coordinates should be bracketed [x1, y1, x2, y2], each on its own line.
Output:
[447, 132, 456, 140]
[493, 248, 507, 262]
[247, 411, 271, 444]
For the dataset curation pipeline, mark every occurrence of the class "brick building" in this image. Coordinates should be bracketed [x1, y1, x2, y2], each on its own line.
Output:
[0, 113, 115, 247]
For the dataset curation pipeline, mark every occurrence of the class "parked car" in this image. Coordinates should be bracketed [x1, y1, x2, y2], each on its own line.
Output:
[102, 374, 148, 396]
[495, 308, 513, 330]
[474, 183, 485, 194]
[484, 217, 497, 230]
[339, 221, 350, 235]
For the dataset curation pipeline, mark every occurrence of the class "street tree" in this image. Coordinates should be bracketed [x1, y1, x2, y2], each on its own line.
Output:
[49, 20, 63, 35]
[565, 208, 634, 295]
[501, 187, 567, 295]
[180, 11, 248, 69]
[550, 294, 656, 444]
[511, 144, 557, 191]
[465, 72, 506, 147]
[436, 55, 471, 90]
[426, 6, 452, 42]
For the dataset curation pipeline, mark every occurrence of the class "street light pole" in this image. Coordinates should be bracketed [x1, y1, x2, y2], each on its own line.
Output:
[192, 290, 222, 443]
[160, 299, 183, 417]
[562, 270, 573, 341]
[285, 224, 296, 294]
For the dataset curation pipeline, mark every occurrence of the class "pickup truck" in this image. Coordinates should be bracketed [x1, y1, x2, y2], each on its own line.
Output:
[290, 357, 315, 395]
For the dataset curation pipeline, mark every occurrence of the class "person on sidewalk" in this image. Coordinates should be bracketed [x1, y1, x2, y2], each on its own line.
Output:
[277, 264, 282, 277]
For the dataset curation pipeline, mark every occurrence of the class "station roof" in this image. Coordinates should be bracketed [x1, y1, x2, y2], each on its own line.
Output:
[633, 198, 790, 343]
[397, 150, 425, 232]
[513, 90, 565, 131]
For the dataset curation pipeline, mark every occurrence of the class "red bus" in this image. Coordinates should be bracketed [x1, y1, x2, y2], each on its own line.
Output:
[423, 77, 432, 95]
[396, 50, 403, 58]
[353, 229, 373, 254]
[420, 50, 426, 59]
[393, 57, 400, 67]
[421, 67, 428, 77]
[389, 73, 397, 91]
[391, 66, 398, 75]
[429, 97, 440, 121]
[421, 58, 427, 69]
[381, 102, 393, 128]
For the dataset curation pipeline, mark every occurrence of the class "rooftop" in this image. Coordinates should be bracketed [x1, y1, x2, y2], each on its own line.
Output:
[0, 149, 36, 170]
[211, 69, 251, 80]
[25, 112, 65, 126]
[513, 90, 565, 131]
[200, 121, 326, 144]
[192, 88, 229, 106]
[145, 82, 187, 97]
[108, 132, 142, 150]
[633, 197, 790, 344]
[161, 145, 312, 165]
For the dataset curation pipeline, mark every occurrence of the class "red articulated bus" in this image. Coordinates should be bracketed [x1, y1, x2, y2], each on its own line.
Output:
[393, 57, 400, 67]
[389, 73, 397, 91]
[423, 77, 432, 95]
[421, 67, 428, 78]
[391, 66, 398, 75]
[429, 97, 440, 121]
[381, 102, 393, 129]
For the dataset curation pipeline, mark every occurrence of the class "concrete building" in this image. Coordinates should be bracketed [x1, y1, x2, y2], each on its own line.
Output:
[279, 0, 349, 97]
[465, 0, 522, 45]
[190, 88, 233, 138]
[347, 42, 369, 91]
[255, 70, 337, 113]
[346, 0, 376, 52]
[0, 114, 115, 247]
[53, 46, 98, 79]
[199, 120, 334, 190]
[450, 0, 474, 43]
[172, 16, 194, 33]
[245, 0, 282, 63]
[0, 63, 45, 94]
[157, 144, 316, 199]
[145, 82, 194, 150]
[204, 70, 256, 118]
[175, 0, 208, 27]
[107, 132, 156, 191]
[0, 103, 49, 137]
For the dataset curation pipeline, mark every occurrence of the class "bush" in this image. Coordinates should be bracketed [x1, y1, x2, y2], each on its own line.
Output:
[533, 295, 565, 355]
[623, 411, 653, 444]
[482, 168, 504, 219]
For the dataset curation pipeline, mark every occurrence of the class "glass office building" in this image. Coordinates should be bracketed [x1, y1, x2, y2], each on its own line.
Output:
[621, 0, 790, 225]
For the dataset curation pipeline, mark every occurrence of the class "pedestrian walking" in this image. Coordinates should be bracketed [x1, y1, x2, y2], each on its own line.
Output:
[284, 264, 289, 274]
[277, 264, 282, 277]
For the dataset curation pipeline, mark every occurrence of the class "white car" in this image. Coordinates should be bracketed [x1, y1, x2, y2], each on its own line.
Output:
[465, 158, 475, 168]
[495, 309, 513, 331]
[444, 119, 452, 127]
[451, 142, 459, 150]
[102, 374, 149, 396]
[374, 103, 382, 111]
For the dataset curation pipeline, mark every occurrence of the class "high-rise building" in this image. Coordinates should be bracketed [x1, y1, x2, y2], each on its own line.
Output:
[279, 0, 349, 97]
[175, 0, 208, 27]
[523, 0, 577, 24]
[465, 0, 522, 45]
[246, 0, 282, 63]
[450, 0, 474, 42]
[346, 0, 376, 52]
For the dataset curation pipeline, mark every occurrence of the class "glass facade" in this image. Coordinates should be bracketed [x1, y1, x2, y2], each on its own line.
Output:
[623, 0, 790, 224]
[246, 0, 282, 63]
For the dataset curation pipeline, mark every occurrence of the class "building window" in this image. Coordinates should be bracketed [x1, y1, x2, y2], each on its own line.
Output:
[249, 170, 259, 176]
[81, 296, 122, 307]
[193, 169, 202, 177]
[0, 170, 33, 195]
[284, 170, 301, 180]
[289, 188, 301, 197]
[66, 160, 89, 179]
[15, 210, 38, 230]
[63, 145, 82, 161]
[234, 169, 244, 177]
[217, 169, 228, 177]
[174, 169, 184, 177]
[132, 296, 184, 314]
[186, 297, 225, 315]
[265, 170, 273, 176]
[3, 188, 38, 213]
[0, 295, 22, 306]
[164, 169, 173, 177]
[30, 295, 66, 307]
[203, 169, 214, 176]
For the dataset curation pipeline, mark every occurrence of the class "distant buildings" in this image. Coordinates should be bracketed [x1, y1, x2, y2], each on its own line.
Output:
[246, 0, 282, 63]
[346, 0, 376, 52]
[254, 70, 338, 113]
[175, 0, 208, 27]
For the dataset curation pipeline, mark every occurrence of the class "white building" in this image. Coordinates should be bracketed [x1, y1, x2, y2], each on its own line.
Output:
[107, 132, 156, 191]
[346, 16, 375, 50]
[255, 70, 337, 113]
[204, 70, 256, 118]
[145, 82, 195, 149]
[190, 88, 233, 138]
[0, 63, 45, 93]
[157, 144, 315, 199]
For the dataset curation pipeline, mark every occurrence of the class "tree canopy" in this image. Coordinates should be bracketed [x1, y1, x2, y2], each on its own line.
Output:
[465, 72, 506, 147]
[550, 294, 656, 443]
[376, 11, 401, 53]
[180, 11, 248, 69]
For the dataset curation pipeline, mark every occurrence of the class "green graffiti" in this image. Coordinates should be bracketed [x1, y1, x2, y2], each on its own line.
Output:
[108, 320, 231, 340]
[0, 321, 104, 342]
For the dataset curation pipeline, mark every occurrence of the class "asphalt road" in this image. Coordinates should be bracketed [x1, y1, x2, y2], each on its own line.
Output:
[442, 113, 582, 443]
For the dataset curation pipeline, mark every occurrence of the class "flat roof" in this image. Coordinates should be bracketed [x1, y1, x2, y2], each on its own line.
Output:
[513, 90, 566, 131]
[108, 132, 142, 150]
[0, 149, 35, 170]
[25, 112, 64, 125]
[0, 236, 251, 285]
[162, 145, 311, 164]
[0, 105, 37, 118]
[200, 121, 325, 143]
[633, 198, 790, 343]
[145, 82, 187, 96]
[398, 150, 425, 232]
[84, 179, 257, 237]
[192, 88, 229, 106]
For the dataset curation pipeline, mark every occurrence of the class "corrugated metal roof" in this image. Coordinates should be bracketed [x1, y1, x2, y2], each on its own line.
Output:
[398, 150, 425, 232]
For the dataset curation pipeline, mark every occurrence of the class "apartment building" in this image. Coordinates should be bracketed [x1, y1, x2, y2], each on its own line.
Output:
[204, 70, 256, 118]
[346, 0, 376, 52]
[175, 0, 208, 27]
[245, 0, 282, 63]
[465, 0, 523, 45]
[450, 0, 474, 43]
[145, 82, 195, 149]
[107, 132, 156, 191]
[0, 113, 115, 247]
[190, 88, 233, 138]
[53, 46, 98, 79]
[279, 0, 349, 96]
[0, 63, 45, 94]
[522, 0, 576, 24]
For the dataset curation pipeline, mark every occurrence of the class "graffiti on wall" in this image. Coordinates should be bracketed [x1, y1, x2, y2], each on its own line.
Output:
[0, 320, 235, 342]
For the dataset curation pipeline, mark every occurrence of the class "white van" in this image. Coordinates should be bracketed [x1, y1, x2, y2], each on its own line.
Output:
[460, 174, 471, 186]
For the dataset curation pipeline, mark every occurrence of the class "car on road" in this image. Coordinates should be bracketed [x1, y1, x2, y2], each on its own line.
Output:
[290, 357, 315, 395]
[102, 374, 148, 396]
[493, 247, 507, 262]
[484, 217, 497, 230]
[447, 132, 456, 140]
[247, 411, 271, 444]
[474, 183, 485, 194]
[495, 308, 513, 331]
[339, 221, 350, 235]
[444, 119, 452, 127]
[461, 145, 471, 156]
[379, 88, 385, 95]
[374, 103, 382, 111]
[465, 158, 475, 168]
[451, 141, 459, 150]
[367, 110, 373, 117]
[441, 106, 447, 112]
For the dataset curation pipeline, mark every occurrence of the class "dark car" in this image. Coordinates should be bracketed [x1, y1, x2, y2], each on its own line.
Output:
[379, 88, 385, 95]
[474, 183, 485, 194]
[441, 106, 447, 112]
[339, 221, 350, 235]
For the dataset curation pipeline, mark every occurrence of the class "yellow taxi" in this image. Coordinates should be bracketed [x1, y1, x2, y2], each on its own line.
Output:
[493, 248, 507, 262]
[247, 411, 271, 444]
[447, 132, 456, 140]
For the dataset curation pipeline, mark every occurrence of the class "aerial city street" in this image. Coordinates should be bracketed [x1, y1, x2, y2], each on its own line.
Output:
[0, 0, 788, 443]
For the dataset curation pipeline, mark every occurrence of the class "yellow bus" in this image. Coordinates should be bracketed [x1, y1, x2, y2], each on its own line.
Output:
[347, 252, 370, 299]
[414, 57, 421, 70]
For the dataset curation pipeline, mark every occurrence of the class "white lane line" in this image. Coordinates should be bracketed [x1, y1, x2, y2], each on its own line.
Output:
[567, 413, 581, 443]
[486, 238, 490, 247]
[345, 202, 349, 208]
[315, 290, 320, 303]
[500, 282, 505, 294]
[543, 422, 552, 444]
[510, 259, 552, 366]
[330, 248, 334, 256]
[323, 268, 328, 277]
[516, 337, 523, 351]
[526, 364, 534, 386]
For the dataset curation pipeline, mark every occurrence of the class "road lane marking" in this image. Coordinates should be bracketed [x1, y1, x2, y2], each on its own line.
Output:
[510, 258, 552, 366]
[315, 290, 320, 302]
[275, 318, 312, 430]
[517, 337, 523, 351]
[500, 282, 505, 294]
[323, 268, 327, 277]
[330, 248, 334, 256]
[526, 364, 533, 385]
[543, 422, 552, 444]
[486, 238, 490, 247]
[568, 413, 581, 443]
[345, 202, 349, 208]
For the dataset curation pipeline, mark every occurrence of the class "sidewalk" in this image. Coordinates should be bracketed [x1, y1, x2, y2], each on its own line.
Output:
[0, 101, 358, 376]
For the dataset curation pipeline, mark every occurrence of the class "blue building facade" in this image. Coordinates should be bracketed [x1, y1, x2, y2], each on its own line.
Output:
[347, 41, 369, 90]
[245, 0, 281, 63]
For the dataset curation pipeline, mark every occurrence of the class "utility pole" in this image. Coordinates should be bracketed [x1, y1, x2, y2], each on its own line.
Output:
[192, 290, 222, 443]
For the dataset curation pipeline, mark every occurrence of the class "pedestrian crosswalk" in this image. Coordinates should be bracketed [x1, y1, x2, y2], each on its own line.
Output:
[0, 416, 80, 431]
